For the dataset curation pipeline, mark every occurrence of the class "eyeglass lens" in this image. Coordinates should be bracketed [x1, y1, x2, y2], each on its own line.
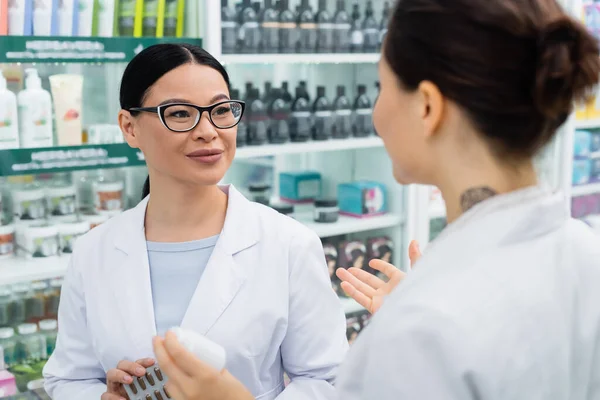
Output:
[162, 102, 243, 131]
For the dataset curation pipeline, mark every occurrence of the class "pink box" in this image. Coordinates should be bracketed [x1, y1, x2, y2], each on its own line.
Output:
[0, 370, 17, 397]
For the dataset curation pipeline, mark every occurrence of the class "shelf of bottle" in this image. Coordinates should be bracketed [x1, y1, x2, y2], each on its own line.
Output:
[0, 36, 202, 64]
[0, 138, 384, 177]
[235, 136, 383, 158]
[572, 182, 600, 197]
[220, 52, 380, 65]
[0, 213, 404, 285]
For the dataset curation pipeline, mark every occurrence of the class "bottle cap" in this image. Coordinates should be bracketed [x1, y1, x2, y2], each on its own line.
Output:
[18, 323, 38, 335]
[39, 319, 58, 331]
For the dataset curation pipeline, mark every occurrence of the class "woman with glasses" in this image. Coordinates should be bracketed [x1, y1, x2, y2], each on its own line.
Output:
[149, 0, 600, 398]
[42, 44, 348, 400]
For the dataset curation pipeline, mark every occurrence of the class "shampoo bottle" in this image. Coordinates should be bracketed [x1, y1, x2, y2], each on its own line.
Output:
[97, 0, 116, 37]
[316, 0, 333, 53]
[352, 85, 373, 137]
[78, 0, 94, 36]
[350, 2, 364, 53]
[32, 0, 56, 36]
[238, 0, 260, 54]
[333, 0, 350, 53]
[18, 69, 53, 149]
[332, 85, 351, 139]
[8, 0, 33, 35]
[297, 0, 316, 53]
[58, 0, 77, 36]
[362, 1, 378, 53]
[290, 85, 311, 142]
[312, 86, 332, 141]
[50, 74, 83, 146]
[221, 0, 239, 54]
[278, 0, 297, 53]
[268, 88, 290, 144]
[259, 0, 278, 54]
[0, 72, 20, 150]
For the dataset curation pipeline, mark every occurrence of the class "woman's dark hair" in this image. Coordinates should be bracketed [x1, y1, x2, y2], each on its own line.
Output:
[119, 43, 230, 199]
[385, 0, 600, 159]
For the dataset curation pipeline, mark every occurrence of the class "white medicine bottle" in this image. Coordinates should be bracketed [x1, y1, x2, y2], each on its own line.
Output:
[169, 327, 227, 371]
[18, 69, 54, 149]
[0, 72, 20, 150]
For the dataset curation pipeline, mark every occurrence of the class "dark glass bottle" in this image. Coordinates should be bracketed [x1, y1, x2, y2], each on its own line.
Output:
[231, 89, 247, 147]
[379, 1, 391, 50]
[238, 0, 261, 54]
[297, 0, 317, 53]
[312, 86, 332, 141]
[290, 85, 312, 142]
[362, 1, 378, 53]
[332, 85, 352, 139]
[316, 0, 334, 53]
[299, 81, 311, 101]
[350, 3, 364, 53]
[333, 0, 351, 53]
[259, 0, 279, 53]
[352, 85, 373, 137]
[279, 0, 298, 53]
[281, 81, 293, 103]
[268, 88, 291, 144]
[221, 0, 239, 54]
[247, 88, 269, 145]
[262, 81, 273, 104]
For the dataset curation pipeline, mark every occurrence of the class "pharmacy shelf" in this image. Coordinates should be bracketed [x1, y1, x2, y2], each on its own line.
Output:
[575, 119, 600, 130]
[339, 297, 365, 315]
[221, 53, 380, 65]
[299, 213, 404, 238]
[0, 256, 70, 286]
[235, 137, 383, 159]
[0, 214, 403, 285]
[572, 182, 600, 197]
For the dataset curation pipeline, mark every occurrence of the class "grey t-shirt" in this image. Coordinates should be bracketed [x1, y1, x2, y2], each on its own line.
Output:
[147, 235, 219, 336]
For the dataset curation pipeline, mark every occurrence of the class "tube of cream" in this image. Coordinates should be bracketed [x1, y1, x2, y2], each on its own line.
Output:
[57, 0, 75, 35]
[8, 0, 31, 35]
[49, 74, 84, 146]
[78, 0, 94, 36]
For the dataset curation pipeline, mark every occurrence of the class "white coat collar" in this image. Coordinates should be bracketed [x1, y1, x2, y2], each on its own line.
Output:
[109, 184, 259, 355]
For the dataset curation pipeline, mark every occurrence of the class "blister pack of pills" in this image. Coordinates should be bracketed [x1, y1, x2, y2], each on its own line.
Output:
[124, 366, 171, 400]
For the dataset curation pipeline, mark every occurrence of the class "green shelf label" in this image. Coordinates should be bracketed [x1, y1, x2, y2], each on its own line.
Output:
[0, 143, 146, 176]
[0, 36, 202, 63]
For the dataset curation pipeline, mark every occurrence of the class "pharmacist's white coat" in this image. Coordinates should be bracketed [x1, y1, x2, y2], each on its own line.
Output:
[337, 186, 600, 399]
[43, 185, 348, 400]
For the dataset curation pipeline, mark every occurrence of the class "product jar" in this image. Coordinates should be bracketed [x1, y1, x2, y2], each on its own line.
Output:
[313, 199, 340, 223]
[16, 224, 59, 258]
[0, 327, 18, 367]
[44, 279, 63, 318]
[38, 319, 58, 356]
[56, 220, 89, 254]
[9, 284, 29, 326]
[12, 188, 46, 223]
[16, 323, 47, 364]
[25, 282, 48, 323]
[94, 181, 124, 215]
[45, 185, 77, 218]
[0, 224, 15, 259]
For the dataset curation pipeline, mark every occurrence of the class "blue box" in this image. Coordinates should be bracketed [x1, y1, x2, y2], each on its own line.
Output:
[573, 158, 593, 185]
[574, 130, 593, 157]
[279, 171, 322, 201]
[338, 181, 387, 217]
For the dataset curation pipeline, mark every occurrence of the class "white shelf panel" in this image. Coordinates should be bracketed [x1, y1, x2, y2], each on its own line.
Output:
[235, 137, 383, 159]
[0, 214, 403, 285]
[0, 256, 69, 286]
[339, 297, 365, 315]
[575, 119, 600, 130]
[221, 53, 380, 65]
[572, 182, 600, 197]
[298, 213, 404, 238]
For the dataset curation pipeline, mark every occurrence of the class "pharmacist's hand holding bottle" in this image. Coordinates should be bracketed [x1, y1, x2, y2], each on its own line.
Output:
[102, 358, 156, 400]
[153, 332, 255, 400]
[336, 241, 422, 314]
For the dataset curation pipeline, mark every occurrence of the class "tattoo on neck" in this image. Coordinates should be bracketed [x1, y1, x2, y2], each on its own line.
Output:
[460, 187, 498, 212]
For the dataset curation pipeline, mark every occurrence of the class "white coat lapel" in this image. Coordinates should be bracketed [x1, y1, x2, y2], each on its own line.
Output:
[181, 185, 259, 335]
[111, 197, 157, 355]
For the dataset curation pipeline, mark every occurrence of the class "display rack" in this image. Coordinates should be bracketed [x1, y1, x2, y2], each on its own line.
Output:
[221, 53, 380, 65]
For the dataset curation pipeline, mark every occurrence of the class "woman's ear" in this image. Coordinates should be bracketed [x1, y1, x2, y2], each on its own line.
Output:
[417, 81, 444, 138]
[118, 110, 140, 148]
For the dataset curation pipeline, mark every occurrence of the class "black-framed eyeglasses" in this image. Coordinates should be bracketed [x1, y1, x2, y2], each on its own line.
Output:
[128, 100, 246, 132]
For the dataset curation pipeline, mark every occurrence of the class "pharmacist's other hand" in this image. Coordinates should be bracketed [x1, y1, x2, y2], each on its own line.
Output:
[336, 240, 422, 315]
[102, 358, 155, 400]
[153, 332, 255, 400]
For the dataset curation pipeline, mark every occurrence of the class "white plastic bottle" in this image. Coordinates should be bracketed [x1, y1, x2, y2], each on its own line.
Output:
[169, 327, 227, 371]
[0, 73, 20, 150]
[18, 69, 54, 149]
